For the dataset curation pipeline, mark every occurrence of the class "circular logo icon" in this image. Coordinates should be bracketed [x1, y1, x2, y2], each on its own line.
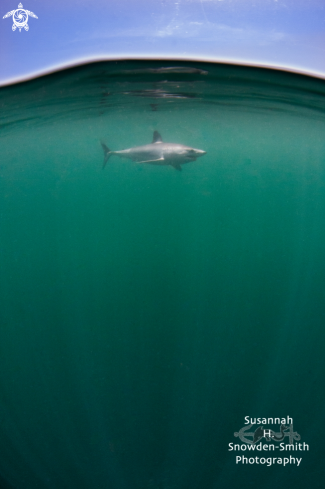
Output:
[13, 8, 29, 31]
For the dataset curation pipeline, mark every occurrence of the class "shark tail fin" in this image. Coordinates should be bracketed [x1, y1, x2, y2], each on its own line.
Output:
[101, 142, 111, 169]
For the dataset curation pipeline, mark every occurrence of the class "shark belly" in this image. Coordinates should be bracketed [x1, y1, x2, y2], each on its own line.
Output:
[116, 147, 163, 163]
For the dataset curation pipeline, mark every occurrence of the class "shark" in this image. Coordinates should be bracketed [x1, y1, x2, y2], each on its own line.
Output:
[101, 131, 206, 171]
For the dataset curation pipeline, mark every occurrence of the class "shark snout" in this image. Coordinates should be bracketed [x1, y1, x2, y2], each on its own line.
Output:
[196, 149, 206, 156]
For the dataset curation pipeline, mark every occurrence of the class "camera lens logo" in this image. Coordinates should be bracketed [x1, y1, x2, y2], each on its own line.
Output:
[234, 423, 301, 445]
[3, 3, 38, 32]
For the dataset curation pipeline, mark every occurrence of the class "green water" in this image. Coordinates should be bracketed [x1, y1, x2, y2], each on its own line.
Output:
[0, 61, 325, 488]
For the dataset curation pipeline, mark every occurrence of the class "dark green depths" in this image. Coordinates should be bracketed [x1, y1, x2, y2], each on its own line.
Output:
[0, 61, 325, 489]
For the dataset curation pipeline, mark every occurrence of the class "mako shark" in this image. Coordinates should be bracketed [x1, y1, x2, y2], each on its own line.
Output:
[101, 131, 206, 171]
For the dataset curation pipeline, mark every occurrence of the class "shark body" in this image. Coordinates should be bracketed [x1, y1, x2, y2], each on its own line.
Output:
[101, 131, 206, 171]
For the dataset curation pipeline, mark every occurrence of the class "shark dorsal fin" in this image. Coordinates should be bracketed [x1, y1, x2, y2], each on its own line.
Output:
[152, 131, 163, 143]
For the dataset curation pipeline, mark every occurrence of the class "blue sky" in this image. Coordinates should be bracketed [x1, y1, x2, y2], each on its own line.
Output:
[1, 0, 325, 85]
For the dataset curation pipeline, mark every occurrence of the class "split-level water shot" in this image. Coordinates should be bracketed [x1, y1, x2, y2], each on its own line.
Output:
[1, 1, 325, 488]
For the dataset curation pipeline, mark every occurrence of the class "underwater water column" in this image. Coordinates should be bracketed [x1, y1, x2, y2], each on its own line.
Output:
[0, 61, 325, 489]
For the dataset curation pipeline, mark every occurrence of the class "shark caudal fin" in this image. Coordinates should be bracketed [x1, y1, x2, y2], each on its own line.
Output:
[101, 142, 111, 169]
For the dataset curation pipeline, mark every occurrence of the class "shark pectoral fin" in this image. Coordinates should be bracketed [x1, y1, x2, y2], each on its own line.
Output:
[136, 157, 164, 164]
[171, 163, 182, 171]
